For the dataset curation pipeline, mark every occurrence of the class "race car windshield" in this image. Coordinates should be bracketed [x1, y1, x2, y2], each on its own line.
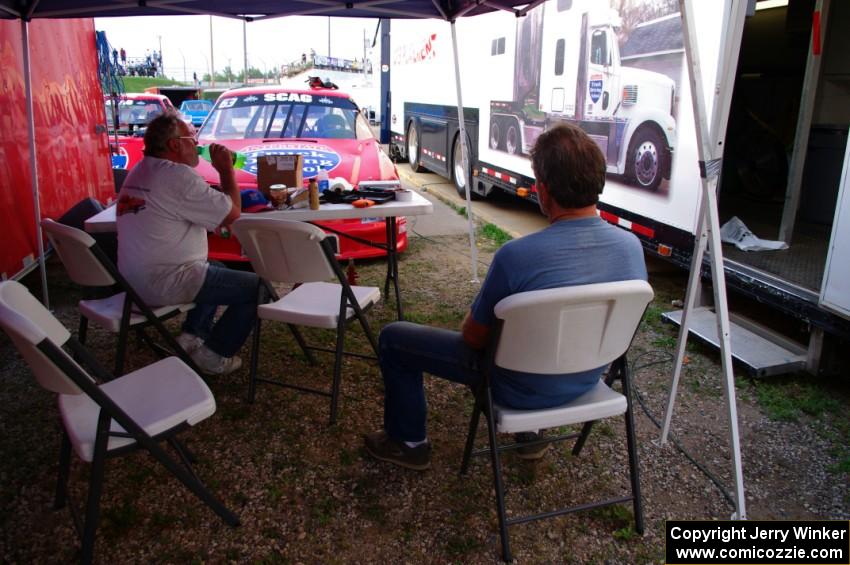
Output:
[182, 101, 211, 111]
[105, 99, 164, 126]
[198, 93, 374, 141]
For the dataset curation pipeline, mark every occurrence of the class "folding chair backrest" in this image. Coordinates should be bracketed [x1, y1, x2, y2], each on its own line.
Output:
[0, 281, 88, 395]
[232, 217, 336, 283]
[493, 280, 653, 374]
[41, 218, 116, 287]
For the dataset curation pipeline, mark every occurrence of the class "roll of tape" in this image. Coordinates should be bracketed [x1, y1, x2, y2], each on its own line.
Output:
[395, 189, 413, 202]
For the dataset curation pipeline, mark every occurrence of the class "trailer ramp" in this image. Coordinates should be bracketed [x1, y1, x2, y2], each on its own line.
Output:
[662, 307, 807, 377]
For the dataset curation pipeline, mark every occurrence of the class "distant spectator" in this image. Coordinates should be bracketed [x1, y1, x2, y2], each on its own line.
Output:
[120, 47, 126, 65]
[112, 48, 119, 67]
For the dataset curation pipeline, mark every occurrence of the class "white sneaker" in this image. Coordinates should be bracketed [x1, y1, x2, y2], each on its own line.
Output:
[175, 332, 205, 354]
[190, 345, 243, 375]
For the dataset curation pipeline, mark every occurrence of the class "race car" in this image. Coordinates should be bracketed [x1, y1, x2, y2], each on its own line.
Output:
[106, 93, 174, 170]
[179, 99, 213, 127]
[196, 85, 405, 261]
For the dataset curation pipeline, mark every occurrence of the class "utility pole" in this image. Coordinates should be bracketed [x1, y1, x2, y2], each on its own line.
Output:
[242, 19, 248, 85]
[178, 49, 186, 82]
[209, 16, 215, 88]
[328, 16, 331, 58]
[157, 35, 163, 78]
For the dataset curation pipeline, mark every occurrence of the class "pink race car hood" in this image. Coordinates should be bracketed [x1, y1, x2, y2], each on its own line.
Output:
[194, 138, 398, 189]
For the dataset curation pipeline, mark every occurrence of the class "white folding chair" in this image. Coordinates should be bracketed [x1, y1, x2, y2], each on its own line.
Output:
[232, 217, 380, 424]
[0, 281, 238, 564]
[460, 280, 654, 562]
[41, 218, 200, 377]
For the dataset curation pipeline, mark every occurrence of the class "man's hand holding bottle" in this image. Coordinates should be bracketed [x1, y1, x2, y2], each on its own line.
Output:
[206, 143, 235, 174]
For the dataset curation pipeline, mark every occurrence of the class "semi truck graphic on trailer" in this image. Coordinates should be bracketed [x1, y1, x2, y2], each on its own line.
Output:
[487, 0, 676, 192]
[390, 0, 850, 375]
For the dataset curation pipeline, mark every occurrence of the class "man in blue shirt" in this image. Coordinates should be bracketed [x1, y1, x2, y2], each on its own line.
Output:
[364, 123, 647, 470]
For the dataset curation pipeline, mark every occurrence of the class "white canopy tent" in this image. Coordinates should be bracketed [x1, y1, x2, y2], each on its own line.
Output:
[1, 0, 750, 520]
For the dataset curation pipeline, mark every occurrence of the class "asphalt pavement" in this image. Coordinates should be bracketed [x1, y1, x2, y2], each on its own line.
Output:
[396, 163, 548, 238]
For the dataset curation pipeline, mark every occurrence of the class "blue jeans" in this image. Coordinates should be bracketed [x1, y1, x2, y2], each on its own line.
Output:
[380, 322, 482, 443]
[182, 264, 259, 357]
[380, 321, 604, 443]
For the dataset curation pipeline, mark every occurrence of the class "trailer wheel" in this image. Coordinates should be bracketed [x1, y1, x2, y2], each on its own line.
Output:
[489, 118, 501, 150]
[505, 122, 520, 155]
[452, 134, 474, 198]
[627, 127, 665, 192]
[407, 121, 425, 172]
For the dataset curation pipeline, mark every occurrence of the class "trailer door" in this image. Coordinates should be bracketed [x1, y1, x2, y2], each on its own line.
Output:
[819, 130, 850, 319]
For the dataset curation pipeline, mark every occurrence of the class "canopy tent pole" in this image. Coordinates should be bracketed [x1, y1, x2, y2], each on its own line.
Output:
[209, 15, 215, 88]
[242, 18, 248, 84]
[658, 0, 749, 520]
[450, 19, 479, 283]
[21, 17, 49, 309]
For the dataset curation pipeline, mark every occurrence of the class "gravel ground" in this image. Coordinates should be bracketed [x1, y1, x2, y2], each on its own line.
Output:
[1, 230, 848, 564]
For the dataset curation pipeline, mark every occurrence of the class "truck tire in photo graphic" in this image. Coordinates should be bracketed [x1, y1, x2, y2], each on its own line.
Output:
[488, 114, 523, 155]
[625, 124, 668, 193]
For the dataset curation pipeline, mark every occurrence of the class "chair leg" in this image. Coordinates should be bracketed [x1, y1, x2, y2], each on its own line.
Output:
[78, 316, 89, 346]
[81, 412, 111, 565]
[287, 324, 316, 365]
[460, 398, 483, 475]
[621, 358, 644, 534]
[573, 360, 623, 456]
[248, 318, 262, 403]
[141, 436, 239, 528]
[354, 308, 379, 357]
[571, 420, 595, 456]
[114, 317, 130, 377]
[54, 430, 72, 510]
[329, 318, 346, 426]
[145, 312, 204, 376]
[168, 438, 200, 481]
[483, 385, 512, 562]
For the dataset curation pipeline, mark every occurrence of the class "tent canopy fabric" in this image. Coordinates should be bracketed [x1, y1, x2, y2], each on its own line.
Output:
[0, 0, 533, 22]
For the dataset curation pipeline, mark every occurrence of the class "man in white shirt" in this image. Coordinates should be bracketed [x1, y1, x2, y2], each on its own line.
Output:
[116, 112, 259, 375]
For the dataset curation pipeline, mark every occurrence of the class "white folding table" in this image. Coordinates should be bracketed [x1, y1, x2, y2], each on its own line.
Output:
[85, 192, 434, 320]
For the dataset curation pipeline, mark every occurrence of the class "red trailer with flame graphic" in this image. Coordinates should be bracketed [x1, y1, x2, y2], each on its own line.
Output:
[0, 17, 114, 280]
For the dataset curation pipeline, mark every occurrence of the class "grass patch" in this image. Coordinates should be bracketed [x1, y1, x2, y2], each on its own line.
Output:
[589, 505, 633, 528]
[614, 526, 638, 541]
[101, 500, 142, 538]
[444, 533, 482, 556]
[478, 223, 512, 249]
[828, 455, 850, 474]
[752, 379, 841, 422]
[651, 335, 677, 349]
[642, 304, 665, 328]
[749, 376, 850, 476]
[121, 76, 187, 92]
[402, 303, 465, 327]
[311, 496, 339, 527]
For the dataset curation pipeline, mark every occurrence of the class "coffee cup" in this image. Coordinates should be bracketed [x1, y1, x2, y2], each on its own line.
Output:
[268, 184, 288, 208]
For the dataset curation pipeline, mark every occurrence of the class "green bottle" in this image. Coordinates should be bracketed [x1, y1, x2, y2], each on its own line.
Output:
[197, 144, 247, 169]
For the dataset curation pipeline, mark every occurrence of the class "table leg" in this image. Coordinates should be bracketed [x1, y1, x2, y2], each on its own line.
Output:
[384, 216, 403, 320]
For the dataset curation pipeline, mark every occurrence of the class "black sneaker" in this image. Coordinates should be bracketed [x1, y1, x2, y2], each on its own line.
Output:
[363, 430, 431, 471]
[514, 431, 550, 460]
